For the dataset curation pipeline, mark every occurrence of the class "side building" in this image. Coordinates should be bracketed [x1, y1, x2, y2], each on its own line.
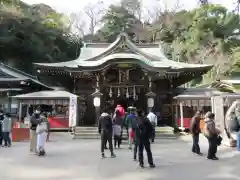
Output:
[0, 63, 52, 115]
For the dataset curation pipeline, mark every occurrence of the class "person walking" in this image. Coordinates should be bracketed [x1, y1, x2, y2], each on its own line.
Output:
[125, 108, 137, 149]
[98, 108, 116, 158]
[113, 110, 123, 148]
[147, 110, 158, 143]
[133, 116, 139, 161]
[135, 109, 155, 168]
[190, 111, 202, 155]
[29, 108, 41, 154]
[2, 113, 13, 147]
[204, 112, 220, 160]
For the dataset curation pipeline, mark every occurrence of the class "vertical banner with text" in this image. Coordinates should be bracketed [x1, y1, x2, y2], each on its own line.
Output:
[69, 96, 77, 127]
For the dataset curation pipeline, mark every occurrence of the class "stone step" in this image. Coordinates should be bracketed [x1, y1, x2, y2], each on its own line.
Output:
[73, 134, 177, 139]
[74, 127, 174, 132]
[74, 130, 174, 135]
[73, 126, 176, 139]
[73, 133, 177, 139]
[74, 127, 98, 131]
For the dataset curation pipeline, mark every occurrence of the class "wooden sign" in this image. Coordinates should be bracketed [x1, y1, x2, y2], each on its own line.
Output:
[117, 64, 132, 68]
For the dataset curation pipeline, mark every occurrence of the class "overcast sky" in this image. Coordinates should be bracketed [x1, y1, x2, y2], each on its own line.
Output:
[22, 0, 236, 14]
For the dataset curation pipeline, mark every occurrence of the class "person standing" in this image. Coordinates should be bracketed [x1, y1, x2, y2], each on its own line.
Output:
[115, 104, 125, 118]
[2, 113, 13, 147]
[126, 108, 137, 149]
[98, 108, 116, 158]
[29, 108, 41, 154]
[0, 110, 4, 146]
[190, 111, 202, 155]
[113, 110, 123, 148]
[147, 110, 158, 143]
[204, 112, 220, 160]
[36, 113, 49, 155]
[135, 109, 155, 168]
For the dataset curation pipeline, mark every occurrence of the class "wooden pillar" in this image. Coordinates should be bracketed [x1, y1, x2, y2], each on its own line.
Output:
[73, 77, 76, 94]
[175, 103, 178, 125]
[179, 102, 184, 129]
[18, 101, 22, 122]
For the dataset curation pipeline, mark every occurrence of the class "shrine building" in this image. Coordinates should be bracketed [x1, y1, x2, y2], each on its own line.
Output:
[34, 33, 213, 126]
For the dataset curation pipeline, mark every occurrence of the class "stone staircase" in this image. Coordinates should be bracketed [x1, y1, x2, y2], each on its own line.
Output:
[72, 126, 177, 139]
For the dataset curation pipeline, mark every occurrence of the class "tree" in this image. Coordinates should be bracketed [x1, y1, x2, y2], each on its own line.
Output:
[69, 12, 86, 37]
[120, 0, 142, 20]
[98, 5, 141, 42]
[83, 1, 105, 35]
[0, 0, 81, 74]
[150, 3, 239, 85]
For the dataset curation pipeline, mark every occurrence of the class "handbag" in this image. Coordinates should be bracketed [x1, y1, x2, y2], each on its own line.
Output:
[217, 136, 222, 146]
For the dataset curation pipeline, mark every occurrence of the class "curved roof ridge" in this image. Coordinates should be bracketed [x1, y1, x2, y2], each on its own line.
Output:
[82, 34, 122, 61]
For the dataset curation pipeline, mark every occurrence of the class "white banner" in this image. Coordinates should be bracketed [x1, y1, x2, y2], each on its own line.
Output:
[69, 96, 77, 127]
[212, 96, 224, 132]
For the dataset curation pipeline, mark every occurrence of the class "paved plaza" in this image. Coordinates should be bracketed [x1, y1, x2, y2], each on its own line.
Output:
[0, 133, 240, 180]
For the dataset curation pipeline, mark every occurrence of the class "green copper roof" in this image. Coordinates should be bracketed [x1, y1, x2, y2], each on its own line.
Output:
[0, 63, 52, 89]
[34, 33, 213, 71]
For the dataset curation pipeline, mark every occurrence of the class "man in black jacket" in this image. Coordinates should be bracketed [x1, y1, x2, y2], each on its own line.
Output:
[135, 109, 155, 168]
[190, 111, 202, 155]
[98, 108, 116, 158]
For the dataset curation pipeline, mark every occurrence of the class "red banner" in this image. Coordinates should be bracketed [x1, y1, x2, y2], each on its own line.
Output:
[48, 116, 69, 129]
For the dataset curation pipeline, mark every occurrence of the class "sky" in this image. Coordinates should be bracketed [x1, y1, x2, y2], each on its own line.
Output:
[22, 0, 237, 14]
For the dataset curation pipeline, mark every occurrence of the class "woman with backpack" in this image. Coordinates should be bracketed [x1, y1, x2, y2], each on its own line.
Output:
[203, 112, 221, 160]
[112, 110, 123, 148]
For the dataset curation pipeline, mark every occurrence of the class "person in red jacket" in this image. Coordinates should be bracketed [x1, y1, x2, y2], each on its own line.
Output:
[115, 105, 125, 118]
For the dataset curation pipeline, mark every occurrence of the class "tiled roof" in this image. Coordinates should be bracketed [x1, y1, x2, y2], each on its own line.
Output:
[0, 63, 52, 89]
[34, 33, 213, 71]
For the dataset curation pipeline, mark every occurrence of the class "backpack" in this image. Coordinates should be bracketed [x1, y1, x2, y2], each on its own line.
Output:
[131, 116, 138, 129]
[203, 122, 210, 137]
[136, 117, 149, 138]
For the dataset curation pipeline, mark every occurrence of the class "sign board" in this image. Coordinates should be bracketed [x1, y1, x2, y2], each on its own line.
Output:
[212, 96, 224, 132]
[69, 96, 77, 127]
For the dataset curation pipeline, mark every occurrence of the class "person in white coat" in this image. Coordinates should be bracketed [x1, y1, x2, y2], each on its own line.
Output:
[147, 111, 158, 143]
[36, 114, 49, 156]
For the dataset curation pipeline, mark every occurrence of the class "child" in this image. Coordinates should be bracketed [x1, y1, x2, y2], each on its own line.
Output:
[36, 114, 49, 156]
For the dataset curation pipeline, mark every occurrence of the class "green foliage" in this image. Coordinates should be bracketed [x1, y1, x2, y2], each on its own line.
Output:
[97, 5, 141, 42]
[153, 4, 240, 84]
[0, 0, 81, 74]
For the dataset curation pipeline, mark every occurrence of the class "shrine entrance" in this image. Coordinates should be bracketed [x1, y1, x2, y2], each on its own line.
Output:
[102, 86, 148, 114]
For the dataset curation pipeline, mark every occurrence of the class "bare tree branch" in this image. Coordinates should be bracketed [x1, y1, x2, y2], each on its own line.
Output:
[69, 12, 86, 37]
[83, 1, 105, 35]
